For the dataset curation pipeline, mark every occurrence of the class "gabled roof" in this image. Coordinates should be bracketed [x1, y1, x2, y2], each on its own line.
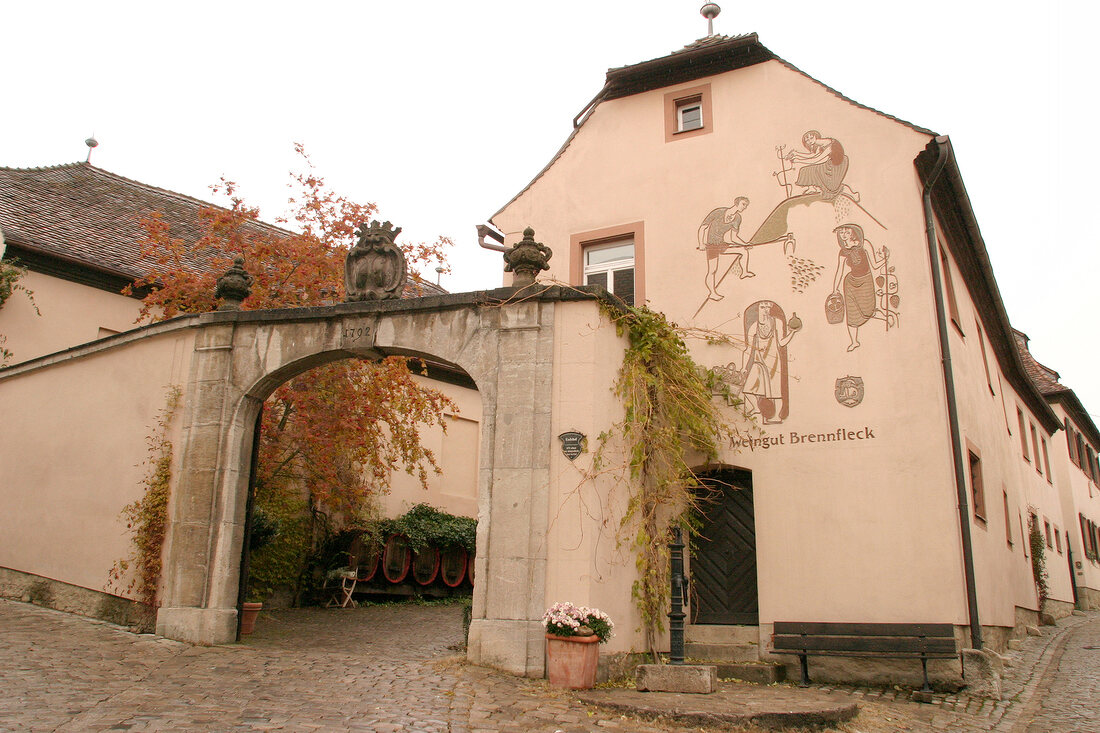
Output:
[1014, 329, 1100, 447]
[492, 33, 933, 223]
[0, 162, 444, 297]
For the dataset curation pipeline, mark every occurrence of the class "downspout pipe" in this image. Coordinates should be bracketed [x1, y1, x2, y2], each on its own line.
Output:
[921, 135, 982, 650]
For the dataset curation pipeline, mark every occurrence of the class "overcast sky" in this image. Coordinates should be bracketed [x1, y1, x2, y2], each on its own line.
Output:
[5, 1, 1098, 416]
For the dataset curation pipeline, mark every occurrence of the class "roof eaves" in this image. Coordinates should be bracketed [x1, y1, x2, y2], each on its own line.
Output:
[916, 137, 1061, 435]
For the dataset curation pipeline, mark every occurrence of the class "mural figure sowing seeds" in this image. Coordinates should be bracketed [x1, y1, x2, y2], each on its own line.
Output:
[829, 224, 896, 352]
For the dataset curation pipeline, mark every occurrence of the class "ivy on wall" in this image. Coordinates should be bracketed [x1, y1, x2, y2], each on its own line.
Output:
[595, 303, 739, 660]
[0, 259, 38, 365]
[108, 386, 182, 608]
[1028, 510, 1049, 612]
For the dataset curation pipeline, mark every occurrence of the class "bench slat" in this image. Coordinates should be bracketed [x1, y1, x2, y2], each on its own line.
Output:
[773, 635, 958, 654]
[772, 622, 955, 638]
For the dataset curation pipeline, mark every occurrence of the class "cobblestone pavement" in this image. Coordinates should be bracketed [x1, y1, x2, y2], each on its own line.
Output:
[2, 598, 1098, 732]
[1016, 614, 1100, 732]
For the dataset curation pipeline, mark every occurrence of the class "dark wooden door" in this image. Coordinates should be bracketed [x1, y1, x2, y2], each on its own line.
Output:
[692, 469, 758, 624]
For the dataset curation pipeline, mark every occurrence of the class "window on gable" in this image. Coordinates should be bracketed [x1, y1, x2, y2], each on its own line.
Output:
[976, 321, 994, 395]
[940, 247, 962, 333]
[1022, 513, 1030, 558]
[1031, 424, 1042, 475]
[1055, 527, 1062, 554]
[676, 96, 703, 132]
[1018, 409, 1029, 461]
[571, 222, 645, 308]
[663, 84, 712, 142]
[968, 450, 986, 522]
[1067, 419, 1077, 464]
[1044, 519, 1053, 549]
[1081, 514, 1091, 558]
[583, 240, 635, 305]
[1042, 437, 1052, 484]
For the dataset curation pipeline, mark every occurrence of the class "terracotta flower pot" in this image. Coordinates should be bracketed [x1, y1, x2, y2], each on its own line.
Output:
[545, 633, 600, 689]
[240, 602, 263, 635]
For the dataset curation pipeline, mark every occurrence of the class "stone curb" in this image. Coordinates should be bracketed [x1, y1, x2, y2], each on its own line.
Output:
[574, 689, 859, 730]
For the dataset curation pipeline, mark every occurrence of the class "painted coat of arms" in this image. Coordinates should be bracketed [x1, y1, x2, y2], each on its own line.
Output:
[834, 376, 864, 408]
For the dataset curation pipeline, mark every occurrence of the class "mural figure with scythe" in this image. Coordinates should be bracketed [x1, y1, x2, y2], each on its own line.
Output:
[695, 197, 795, 310]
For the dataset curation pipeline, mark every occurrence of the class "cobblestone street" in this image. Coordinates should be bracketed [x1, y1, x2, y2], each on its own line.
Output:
[2, 599, 1098, 732]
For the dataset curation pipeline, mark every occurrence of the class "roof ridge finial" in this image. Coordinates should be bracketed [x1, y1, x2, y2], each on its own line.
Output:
[84, 134, 98, 164]
[700, 3, 721, 37]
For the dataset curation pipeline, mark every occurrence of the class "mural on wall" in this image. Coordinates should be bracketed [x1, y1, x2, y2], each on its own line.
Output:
[695, 127, 900, 347]
[834, 375, 865, 408]
[709, 301, 802, 424]
[695, 197, 796, 305]
[693, 125, 907, 421]
[779, 130, 859, 202]
[828, 224, 896, 351]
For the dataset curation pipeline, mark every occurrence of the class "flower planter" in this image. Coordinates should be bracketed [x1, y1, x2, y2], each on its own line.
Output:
[545, 633, 600, 689]
[240, 602, 263, 635]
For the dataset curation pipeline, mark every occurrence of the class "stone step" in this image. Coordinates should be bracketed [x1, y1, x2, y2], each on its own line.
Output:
[684, 642, 760, 662]
[713, 661, 786, 685]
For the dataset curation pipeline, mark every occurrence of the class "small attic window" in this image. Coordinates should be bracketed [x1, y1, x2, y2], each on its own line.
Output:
[664, 84, 712, 142]
[677, 97, 703, 132]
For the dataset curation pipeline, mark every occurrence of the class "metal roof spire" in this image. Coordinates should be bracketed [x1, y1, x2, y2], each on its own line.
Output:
[700, 3, 721, 36]
[84, 134, 98, 164]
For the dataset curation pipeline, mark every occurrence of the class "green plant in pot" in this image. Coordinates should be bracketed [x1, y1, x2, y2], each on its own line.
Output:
[242, 508, 281, 634]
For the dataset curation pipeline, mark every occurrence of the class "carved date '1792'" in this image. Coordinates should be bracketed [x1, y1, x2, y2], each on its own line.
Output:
[342, 323, 374, 345]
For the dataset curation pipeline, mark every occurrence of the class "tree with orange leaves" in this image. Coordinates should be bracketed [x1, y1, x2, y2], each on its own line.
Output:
[127, 148, 457, 601]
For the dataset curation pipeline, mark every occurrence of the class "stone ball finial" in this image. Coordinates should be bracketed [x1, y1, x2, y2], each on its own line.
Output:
[215, 255, 253, 311]
[503, 226, 552, 288]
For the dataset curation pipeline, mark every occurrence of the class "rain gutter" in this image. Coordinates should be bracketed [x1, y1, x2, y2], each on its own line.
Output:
[921, 135, 982, 650]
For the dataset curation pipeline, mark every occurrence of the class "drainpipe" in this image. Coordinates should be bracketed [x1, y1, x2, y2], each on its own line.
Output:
[476, 224, 507, 253]
[921, 135, 982, 649]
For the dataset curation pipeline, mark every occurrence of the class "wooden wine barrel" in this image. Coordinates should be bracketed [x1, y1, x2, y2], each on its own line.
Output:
[411, 546, 441, 586]
[382, 534, 411, 583]
[440, 547, 467, 588]
[466, 553, 475, 585]
[358, 540, 381, 582]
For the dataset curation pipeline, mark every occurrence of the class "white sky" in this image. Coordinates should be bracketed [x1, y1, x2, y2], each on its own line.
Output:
[5, 0, 1098, 416]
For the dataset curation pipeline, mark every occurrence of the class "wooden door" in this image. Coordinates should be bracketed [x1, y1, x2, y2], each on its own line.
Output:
[692, 469, 758, 624]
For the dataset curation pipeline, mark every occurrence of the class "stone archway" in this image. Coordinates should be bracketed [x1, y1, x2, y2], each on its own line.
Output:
[154, 290, 564, 676]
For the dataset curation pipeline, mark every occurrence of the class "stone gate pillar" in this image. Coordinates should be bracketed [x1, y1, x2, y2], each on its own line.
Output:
[466, 297, 555, 677]
[156, 320, 255, 644]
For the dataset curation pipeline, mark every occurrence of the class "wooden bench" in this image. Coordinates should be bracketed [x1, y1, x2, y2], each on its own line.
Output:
[771, 622, 960, 692]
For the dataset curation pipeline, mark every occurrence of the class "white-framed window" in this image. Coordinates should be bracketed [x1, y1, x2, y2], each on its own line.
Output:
[583, 240, 635, 305]
[677, 98, 703, 132]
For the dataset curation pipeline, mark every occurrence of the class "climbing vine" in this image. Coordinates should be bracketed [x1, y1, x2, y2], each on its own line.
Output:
[108, 386, 182, 607]
[1028, 510, 1049, 611]
[595, 303, 737, 660]
[0, 259, 39, 366]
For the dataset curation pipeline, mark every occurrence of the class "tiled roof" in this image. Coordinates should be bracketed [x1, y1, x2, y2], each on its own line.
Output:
[1013, 329, 1066, 396]
[0, 162, 445, 297]
[1013, 328, 1100, 445]
[0, 162, 286, 279]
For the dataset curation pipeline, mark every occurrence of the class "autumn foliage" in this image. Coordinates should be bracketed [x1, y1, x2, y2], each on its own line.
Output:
[128, 148, 456, 522]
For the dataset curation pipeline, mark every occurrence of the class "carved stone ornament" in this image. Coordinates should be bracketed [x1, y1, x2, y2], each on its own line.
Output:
[345, 221, 408, 302]
[214, 256, 253, 311]
[503, 227, 552, 287]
